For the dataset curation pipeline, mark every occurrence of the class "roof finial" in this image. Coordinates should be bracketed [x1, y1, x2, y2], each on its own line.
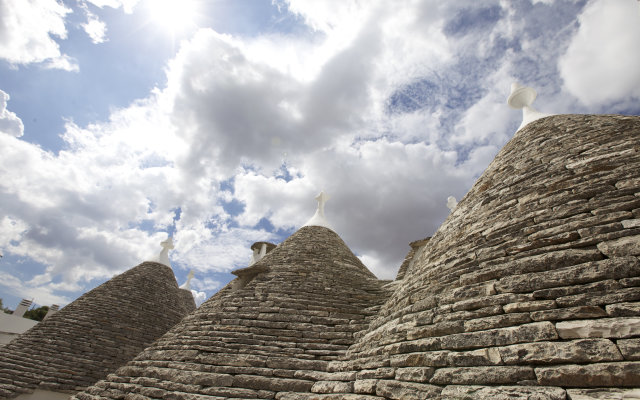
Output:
[154, 237, 174, 267]
[302, 191, 333, 230]
[179, 270, 194, 290]
[507, 82, 550, 131]
[446, 196, 457, 211]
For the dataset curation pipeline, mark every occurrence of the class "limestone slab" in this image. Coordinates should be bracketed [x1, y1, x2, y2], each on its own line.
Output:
[375, 380, 442, 400]
[353, 379, 377, 394]
[555, 318, 640, 339]
[536, 362, 640, 387]
[430, 366, 535, 385]
[617, 339, 640, 361]
[496, 258, 640, 294]
[438, 322, 558, 350]
[567, 388, 640, 400]
[597, 235, 640, 257]
[531, 306, 607, 321]
[441, 385, 567, 400]
[498, 339, 622, 364]
[606, 302, 640, 317]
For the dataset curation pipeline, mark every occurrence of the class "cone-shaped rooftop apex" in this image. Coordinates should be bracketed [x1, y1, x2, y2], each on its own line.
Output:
[508, 82, 551, 131]
[148, 236, 173, 267]
[302, 191, 334, 230]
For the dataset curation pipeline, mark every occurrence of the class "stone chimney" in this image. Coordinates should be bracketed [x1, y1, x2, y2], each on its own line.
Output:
[44, 304, 59, 320]
[249, 241, 277, 266]
[14, 299, 32, 317]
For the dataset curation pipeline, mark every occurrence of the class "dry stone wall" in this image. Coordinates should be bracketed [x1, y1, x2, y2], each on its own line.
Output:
[288, 114, 640, 399]
[72, 226, 392, 400]
[0, 262, 196, 399]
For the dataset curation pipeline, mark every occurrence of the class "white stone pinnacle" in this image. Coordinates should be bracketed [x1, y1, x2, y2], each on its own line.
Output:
[446, 196, 458, 211]
[508, 82, 550, 131]
[180, 270, 195, 290]
[153, 236, 174, 267]
[302, 191, 334, 230]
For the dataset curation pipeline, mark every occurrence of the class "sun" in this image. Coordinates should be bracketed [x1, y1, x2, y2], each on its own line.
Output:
[143, 0, 200, 35]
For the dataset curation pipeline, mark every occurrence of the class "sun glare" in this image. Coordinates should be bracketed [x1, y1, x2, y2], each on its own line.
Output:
[144, 0, 200, 35]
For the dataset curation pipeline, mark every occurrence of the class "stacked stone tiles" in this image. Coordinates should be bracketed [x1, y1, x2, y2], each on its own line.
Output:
[72, 225, 392, 400]
[0, 262, 196, 399]
[295, 114, 640, 400]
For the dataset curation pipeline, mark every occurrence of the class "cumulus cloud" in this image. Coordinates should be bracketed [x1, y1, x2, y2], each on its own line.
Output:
[80, 6, 108, 44]
[0, 90, 24, 137]
[85, 0, 140, 14]
[190, 290, 207, 307]
[559, 0, 640, 107]
[5, 0, 638, 306]
[0, 0, 77, 71]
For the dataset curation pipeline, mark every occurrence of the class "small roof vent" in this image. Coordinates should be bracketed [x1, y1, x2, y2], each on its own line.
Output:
[14, 299, 32, 317]
[179, 270, 195, 291]
[44, 304, 59, 320]
[249, 241, 277, 266]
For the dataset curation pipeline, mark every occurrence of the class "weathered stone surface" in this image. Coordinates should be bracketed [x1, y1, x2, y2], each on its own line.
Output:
[311, 380, 353, 394]
[566, 388, 640, 400]
[430, 366, 535, 385]
[503, 300, 556, 313]
[598, 235, 640, 257]
[556, 287, 640, 307]
[355, 368, 395, 380]
[496, 258, 640, 293]
[460, 249, 603, 286]
[375, 380, 442, 400]
[406, 320, 464, 340]
[606, 302, 640, 317]
[536, 362, 640, 387]
[294, 371, 356, 381]
[394, 367, 434, 383]
[532, 280, 622, 300]
[531, 306, 607, 321]
[390, 351, 449, 368]
[439, 322, 558, 350]
[353, 379, 377, 394]
[463, 312, 531, 332]
[233, 375, 314, 392]
[498, 339, 623, 364]
[447, 348, 502, 367]
[556, 318, 640, 339]
[622, 219, 640, 229]
[617, 339, 640, 360]
[441, 385, 567, 400]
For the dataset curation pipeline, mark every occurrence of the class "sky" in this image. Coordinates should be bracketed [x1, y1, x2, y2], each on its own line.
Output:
[1, 0, 639, 310]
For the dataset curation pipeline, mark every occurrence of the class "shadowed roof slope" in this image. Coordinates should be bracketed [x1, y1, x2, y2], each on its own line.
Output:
[73, 225, 391, 399]
[0, 262, 196, 399]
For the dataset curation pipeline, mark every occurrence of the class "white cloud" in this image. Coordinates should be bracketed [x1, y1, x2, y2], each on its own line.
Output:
[5, 0, 628, 305]
[190, 290, 207, 307]
[82, 13, 108, 44]
[0, 0, 77, 71]
[559, 0, 640, 107]
[85, 0, 140, 13]
[0, 90, 24, 137]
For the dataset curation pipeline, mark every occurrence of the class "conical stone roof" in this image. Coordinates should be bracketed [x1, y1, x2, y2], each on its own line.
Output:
[72, 225, 391, 399]
[304, 114, 640, 399]
[0, 262, 196, 399]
